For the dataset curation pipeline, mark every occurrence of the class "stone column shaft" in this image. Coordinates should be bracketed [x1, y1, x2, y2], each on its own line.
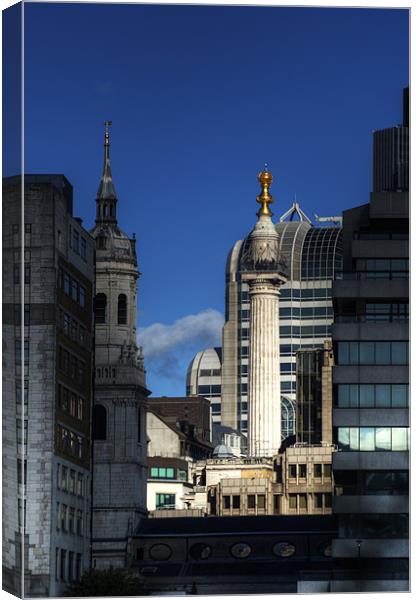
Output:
[248, 279, 281, 456]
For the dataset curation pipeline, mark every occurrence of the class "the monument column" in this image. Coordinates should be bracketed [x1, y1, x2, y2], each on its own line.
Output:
[241, 169, 288, 457]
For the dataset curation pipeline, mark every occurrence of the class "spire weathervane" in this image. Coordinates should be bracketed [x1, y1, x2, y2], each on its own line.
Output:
[104, 120, 112, 146]
[256, 167, 274, 218]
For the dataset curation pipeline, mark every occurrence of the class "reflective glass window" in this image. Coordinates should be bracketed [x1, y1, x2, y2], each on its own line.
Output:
[375, 342, 391, 364]
[360, 342, 375, 364]
[392, 428, 407, 451]
[338, 385, 349, 407]
[360, 385, 374, 407]
[375, 385, 391, 407]
[360, 428, 375, 451]
[375, 428, 391, 451]
[392, 385, 408, 407]
[350, 428, 359, 451]
[391, 342, 407, 365]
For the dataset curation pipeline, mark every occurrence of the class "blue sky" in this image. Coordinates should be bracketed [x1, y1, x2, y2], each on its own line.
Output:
[6, 3, 409, 396]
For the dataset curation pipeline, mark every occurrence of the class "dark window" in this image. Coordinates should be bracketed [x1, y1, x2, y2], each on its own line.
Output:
[118, 294, 127, 324]
[60, 549, 66, 581]
[314, 493, 323, 508]
[314, 464, 322, 478]
[92, 405, 107, 440]
[257, 494, 266, 509]
[299, 464, 307, 478]
[80, 238, 87, 260]
[94, 293, 107, 324]
[289, 464, 297, 478]
[222, 495, 231, 509]
[14, 265, 20, 284]
[232, 495, 240, 509]
[24, 265, 31, 284]
[247, 495, 256, 509]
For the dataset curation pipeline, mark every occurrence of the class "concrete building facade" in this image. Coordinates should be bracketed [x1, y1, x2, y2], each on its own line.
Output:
[3, 175, 95, 597]
[331, 91, 409, 590]
[90, 125, 149, 568]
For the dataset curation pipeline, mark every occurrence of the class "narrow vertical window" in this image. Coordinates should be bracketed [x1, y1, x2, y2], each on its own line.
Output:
[118, 294, 127, 325]
[94, 293, 107, 324]
[92, 405, 107, 440]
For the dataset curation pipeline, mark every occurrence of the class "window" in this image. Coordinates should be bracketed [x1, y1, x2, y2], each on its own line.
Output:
[337, 384, 408, 408]
[56, 548, 60, 580]
[289, 495, 297, 510]
[76, 510, 83, 535]
[257, 495, 266, 509]
[80, 237, 87, 260]
[13, 265, 20, 284]
[222, 495, 231, 510]
[24, 265, 31, 284]
[118, 294, 127, 325]
[337, 427, 409, 451]
[323, 464, 331, 478]
[64, 272, 70, 295]
[72, 229, 79, 254]
[68, 551, 74, 581]
[156, 493, 175, 510]
[299, 464, 307, 478]
[314, 493, 323, 508]
[324, 493, 332, 508]
[71, 279, 78, 302]
[17, 459, 27, 485]
[299, 494, 307, 509]
[337, 342, 408, 365]
[289, 464, 297, 479]
[60, 504, 67, 531]
[69, 470, 75, 494]
[76, 554, 82, 581]
[18, 498, 26, 529]
[79, 286, 86, 308]
[77, 398, 84, 421]
[232, 495, 240, 509]
[314, 464, 322, 478]
[94, 294, 107, 324]
[69, 507, 75, 533]
[247, 495, 256, 509]
[60, 549, 66, 581]
[77, 474, 83, 497]
[24, 304, 30, 326]
[92, 405, 107, 440]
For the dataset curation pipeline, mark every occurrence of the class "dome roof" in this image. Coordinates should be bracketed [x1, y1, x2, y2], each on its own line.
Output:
[213, 444, 235, 458]
[90, 223, 137, 265]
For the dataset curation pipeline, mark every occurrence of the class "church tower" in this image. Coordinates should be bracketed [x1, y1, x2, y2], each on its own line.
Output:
[90, 123, 149, 568]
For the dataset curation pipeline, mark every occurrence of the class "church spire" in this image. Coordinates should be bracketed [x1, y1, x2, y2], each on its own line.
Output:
[96, 121, 118, 224]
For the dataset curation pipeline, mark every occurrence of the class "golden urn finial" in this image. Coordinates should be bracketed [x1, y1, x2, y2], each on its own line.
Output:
[256, 164, 274, 218]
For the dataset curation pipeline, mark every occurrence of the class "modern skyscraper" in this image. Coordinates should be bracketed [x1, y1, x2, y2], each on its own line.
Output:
[373, 87, 409, 193]
[221, 200, 342, 438]
[90, 125, 149, 569]
[3, 175, 95, 596]
[331, 90, 409, 591]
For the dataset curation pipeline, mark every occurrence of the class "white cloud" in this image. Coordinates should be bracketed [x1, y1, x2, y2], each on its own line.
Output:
[138, 309, 223, 358]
